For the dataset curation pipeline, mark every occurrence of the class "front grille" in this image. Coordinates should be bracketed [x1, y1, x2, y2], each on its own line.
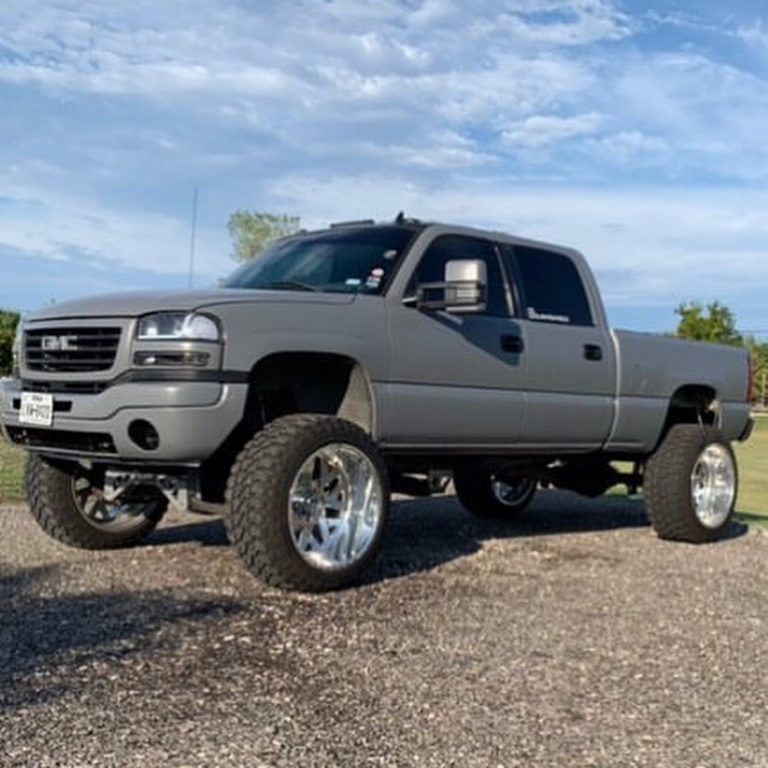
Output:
[25, 327, 121, 372]
[6, 426, 116, 454]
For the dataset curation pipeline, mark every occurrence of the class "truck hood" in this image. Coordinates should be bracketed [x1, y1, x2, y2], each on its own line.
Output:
[25, 288, 357, 321]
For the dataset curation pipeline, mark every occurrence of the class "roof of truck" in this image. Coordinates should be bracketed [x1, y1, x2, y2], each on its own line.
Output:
[297, 214, 579, 258]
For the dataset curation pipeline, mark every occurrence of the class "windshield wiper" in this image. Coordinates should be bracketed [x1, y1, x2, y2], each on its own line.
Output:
[260, 280, 321, 292]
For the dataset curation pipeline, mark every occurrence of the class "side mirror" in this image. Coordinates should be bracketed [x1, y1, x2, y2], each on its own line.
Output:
[411, 259, 488, 313]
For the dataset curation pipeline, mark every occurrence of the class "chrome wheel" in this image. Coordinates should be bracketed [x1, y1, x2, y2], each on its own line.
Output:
[690, 444, 736, 529]
[288, 443, 383, 571]
[71, 477, 158, 533]
[491, 477, 536, 507]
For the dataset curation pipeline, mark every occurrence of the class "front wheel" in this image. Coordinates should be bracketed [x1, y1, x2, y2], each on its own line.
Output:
[644, 425, 737, 543]
[453, 468, 537, 519]
[226, 415, 390, 592]
[26, 455, 166, 549]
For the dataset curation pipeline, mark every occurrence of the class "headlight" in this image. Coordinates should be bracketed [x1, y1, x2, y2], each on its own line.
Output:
[136, 313, 221, 341]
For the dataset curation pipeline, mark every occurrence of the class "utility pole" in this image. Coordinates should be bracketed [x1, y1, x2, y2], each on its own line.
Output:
[188, 186, 198, 289]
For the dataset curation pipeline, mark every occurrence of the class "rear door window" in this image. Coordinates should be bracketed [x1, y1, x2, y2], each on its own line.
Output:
[501, 245, 593, 327]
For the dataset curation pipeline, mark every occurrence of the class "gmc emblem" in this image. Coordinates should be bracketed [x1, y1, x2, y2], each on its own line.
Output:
[41, 335, 79, 351]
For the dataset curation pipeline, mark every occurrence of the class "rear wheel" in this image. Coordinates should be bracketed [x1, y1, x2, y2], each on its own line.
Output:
[644, 425, 737, 543]
[226, 415, 389, 591]
[453, 468, 536, 519]
[26, 455, 166, 549]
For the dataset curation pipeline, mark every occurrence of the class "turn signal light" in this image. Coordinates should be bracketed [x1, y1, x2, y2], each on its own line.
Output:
[133, 351, 210, 367]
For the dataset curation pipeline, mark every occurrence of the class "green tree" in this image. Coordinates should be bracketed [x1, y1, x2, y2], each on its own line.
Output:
[674, 301, 742, 346]
[227, 211, 301, 262]
[0, 310, 20, 375]
[745, 336, 768, 405]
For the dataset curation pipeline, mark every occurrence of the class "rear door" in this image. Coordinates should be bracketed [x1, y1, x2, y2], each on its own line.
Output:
[499, 244, 615, 447]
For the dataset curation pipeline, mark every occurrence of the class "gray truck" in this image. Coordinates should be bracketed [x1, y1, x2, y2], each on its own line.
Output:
[1, 217, 754, 591]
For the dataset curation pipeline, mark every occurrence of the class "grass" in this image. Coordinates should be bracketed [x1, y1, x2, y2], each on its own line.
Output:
[734, 415, 768, 525]
[0, 438, 26, 502]
[0, 418, 766, 521]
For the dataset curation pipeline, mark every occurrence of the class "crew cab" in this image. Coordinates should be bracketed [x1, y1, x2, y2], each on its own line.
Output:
[1, 216, 753, 591]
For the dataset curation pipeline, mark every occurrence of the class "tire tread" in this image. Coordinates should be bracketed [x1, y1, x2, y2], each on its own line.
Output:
[26, 455, 160, 549]
[644, 424, 736, 543]
[225, 414, 388, 592]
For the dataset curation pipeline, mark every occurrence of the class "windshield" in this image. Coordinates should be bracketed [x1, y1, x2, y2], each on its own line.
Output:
[222, 226, 419, 295]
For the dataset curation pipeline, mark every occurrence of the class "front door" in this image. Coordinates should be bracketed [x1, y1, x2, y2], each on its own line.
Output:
[380, 234, 527, 447]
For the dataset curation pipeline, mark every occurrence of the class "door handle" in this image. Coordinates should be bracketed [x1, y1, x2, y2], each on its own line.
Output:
[501, 334, 525, 354]
[583, 344, 603, 361]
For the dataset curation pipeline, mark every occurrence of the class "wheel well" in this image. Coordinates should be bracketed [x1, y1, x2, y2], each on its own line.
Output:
[200, 352, 374, 501]
[658, 384, 718, 446]
[244, 352, 373, 432]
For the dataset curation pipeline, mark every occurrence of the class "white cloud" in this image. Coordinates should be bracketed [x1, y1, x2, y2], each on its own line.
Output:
[0, 2, 606, 109]
[0, 0, 767, 326]
[0, 0, 751, 178]
[0, 0, 757, 183]
[487, 0, 633, 47]
[585, 130, 672, 166]
[349, 130, 495, 170]
[737, 21, 768, 50]
[612, 52, 768, 138]
[502, 112, 605, 147]
[408, 0, 457, 28]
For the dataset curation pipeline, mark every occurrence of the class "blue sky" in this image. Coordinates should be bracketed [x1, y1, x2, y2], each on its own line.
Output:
[1, 0, 767, 334]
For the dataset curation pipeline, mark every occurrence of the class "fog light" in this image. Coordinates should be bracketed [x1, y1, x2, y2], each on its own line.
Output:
[128, 419, 160, 451]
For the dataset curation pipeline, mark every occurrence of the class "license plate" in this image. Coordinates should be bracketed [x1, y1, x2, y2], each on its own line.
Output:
[19, 392, 54, 427]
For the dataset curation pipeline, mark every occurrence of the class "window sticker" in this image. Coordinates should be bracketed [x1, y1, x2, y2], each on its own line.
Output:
[528, 307, 570, 324]
[364, 267, 385, 289]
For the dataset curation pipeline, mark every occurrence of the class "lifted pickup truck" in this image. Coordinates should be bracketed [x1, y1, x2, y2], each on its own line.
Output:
[1, 217, 754, 591]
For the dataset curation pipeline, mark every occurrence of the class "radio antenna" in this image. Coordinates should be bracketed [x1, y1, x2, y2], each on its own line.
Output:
[188, 186, 198, 289]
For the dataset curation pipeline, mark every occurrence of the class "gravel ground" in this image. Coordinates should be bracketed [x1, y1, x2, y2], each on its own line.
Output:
[1, 492, 767, 768]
